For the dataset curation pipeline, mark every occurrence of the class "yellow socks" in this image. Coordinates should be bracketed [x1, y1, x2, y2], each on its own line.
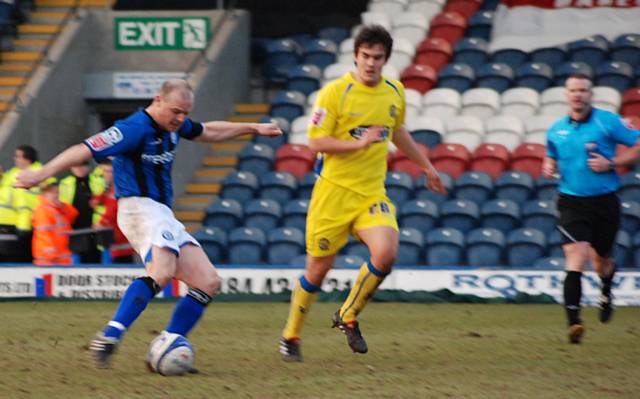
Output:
[339, 261, 388, 323]
[282, 276, 320, 340]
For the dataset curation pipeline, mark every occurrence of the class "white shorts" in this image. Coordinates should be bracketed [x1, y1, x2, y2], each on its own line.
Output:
[117, 197, 199, 262]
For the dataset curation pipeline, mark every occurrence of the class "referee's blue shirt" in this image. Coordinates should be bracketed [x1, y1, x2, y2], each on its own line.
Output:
[83, 110, 204, 208]
[546, 107, 640, 197]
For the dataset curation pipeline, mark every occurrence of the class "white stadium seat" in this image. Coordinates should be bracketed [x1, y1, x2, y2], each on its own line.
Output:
[405, 88, 423, 117]
[368, 0, 409, 16]
[540, 86, 569, 117]
[444, 115, 484, 151]
[484, 115, 525, 151]
[592, 86, 621, 113]
[461, 88, 501, 120]
[501, 87, 540, 119]
[392, 12, 428, 47]
[422, 88, 460, 118]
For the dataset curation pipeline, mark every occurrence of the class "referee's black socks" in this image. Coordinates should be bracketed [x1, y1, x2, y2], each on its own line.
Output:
[601, 269, 615, 298]
[564, 271, 582, 326]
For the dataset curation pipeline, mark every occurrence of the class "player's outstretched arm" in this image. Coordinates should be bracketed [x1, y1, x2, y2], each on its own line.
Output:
[195, 121, 282, 143]
[308, 126, 383, 154]
[14, 143, 92, 189]
[392, 126, 446, 194]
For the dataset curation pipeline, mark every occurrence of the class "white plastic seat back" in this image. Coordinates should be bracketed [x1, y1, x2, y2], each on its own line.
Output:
[501, 87, 539, 119]
[461, 88, 500, 119]
[592, 86, 621, 113]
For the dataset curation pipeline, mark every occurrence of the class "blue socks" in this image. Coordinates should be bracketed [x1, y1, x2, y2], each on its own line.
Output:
[166, 288, 212, 336]
[103, 277, 160, 340]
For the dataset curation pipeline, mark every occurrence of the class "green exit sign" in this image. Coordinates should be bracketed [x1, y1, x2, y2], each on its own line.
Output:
[115, 17, 210, 50]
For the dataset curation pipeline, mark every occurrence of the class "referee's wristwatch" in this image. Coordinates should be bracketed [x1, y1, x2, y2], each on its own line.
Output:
[609, 159, 616, 171]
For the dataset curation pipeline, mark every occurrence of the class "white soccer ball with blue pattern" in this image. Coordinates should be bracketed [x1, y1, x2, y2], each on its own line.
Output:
[147, 331, 195, 376]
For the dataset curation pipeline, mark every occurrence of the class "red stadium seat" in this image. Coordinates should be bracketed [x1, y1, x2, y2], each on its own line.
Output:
[510, 143, 545, 179]
[615, 144, 632, 175]
[415, 37, 453, 72]
[389, 143, 430, 179]
[621, 87, 640, 117]
[401, 64, 437, 94]
[444, 0, 482, 19]
[470, 143, 510, 179]
[430, 143, 471, 179]
[274, 144, 316, 179]
[428, 12, 467, 48]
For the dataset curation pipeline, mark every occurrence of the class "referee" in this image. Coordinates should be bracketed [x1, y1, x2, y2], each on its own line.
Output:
[543, 73, 640, 344]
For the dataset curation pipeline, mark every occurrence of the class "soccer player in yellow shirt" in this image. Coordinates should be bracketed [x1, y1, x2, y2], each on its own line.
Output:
[279, 25, 446, 362]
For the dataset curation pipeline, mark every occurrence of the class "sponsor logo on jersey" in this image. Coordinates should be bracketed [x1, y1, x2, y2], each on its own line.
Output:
[349, 126, 389, 141]
[311, 107, 327, 127]
[389, 104, 397, 118]
[86, 127, 124, 151]
[142, 150, 176, 164]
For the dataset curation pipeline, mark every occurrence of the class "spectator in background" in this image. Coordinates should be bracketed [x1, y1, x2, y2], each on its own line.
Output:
[32, 182, 78, 265]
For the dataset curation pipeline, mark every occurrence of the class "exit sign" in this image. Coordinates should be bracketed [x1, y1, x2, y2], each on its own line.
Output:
[115, 17, 210, 50]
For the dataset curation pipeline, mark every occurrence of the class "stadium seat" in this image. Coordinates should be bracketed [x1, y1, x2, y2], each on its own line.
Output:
[532, 257, 565, 270]
[282, 198, 309, 232]
[481, 0, 499, 10]
[388, 37, 416, 73]
[611, 33, 640, 67]
[620, 201, 640, 236]
[289, 115, 310, 144]
[286, 64, 322, 96]
[524, 115, 557, 145]
[454, 171, 493, 203]
[470, 143, 510, 179]
[397, 228, 424, 265]
[465, 10, 493, 41]
[274, 144, 316, 179]
[361, 10, 393, 30]
[220, 171, 259, 203]
[510, 143, 545, 179]
[317, 26, 349, 46]
[553, 61, 593, 86]
[614, 230, 632, 268]
[385, 172, 414, 206]
[490, 48, 528, 71]
[535, 175, 559, 200]
[453, 37, 489, 69]
[475, 62, 514, 93]
[592, 86, 622, 113]
[522, 200, 557, 234]
[437, 63, 475, 93]
[494, 171, 534, 203]
[322, 62, 353, 86]
[618, 172, 640, 202]
[595, 61, 634, 93]
[204, 199, 243, 231]
[289, 254, 307, 266]
[408, 0, 443, 21]
[466, 227, 505, 266]
[244, 199, 282, 232]
[259, 171, 298, 203]
[255, 116, 289, 151]
[298, 172, 318, 199]
[399, 199, 439, 236]
[429, 11, 467, 47]
[415, 172, 453, 205]
[334, 254, 366, 268]
[238, 143, 275, 178]
[540, 86, 569, 117]
[430, 143, 471, 178]
[415, 37, 453, 72]
[621, 87, 640, 117]
[267, 227, 305, 264]
[368, 0, 408, 15]
[302, 38, 337, 70]
[515, 62, 554, 92]
[547, 230, 564, 258]
[444, 0, 482, 19]
[401, 64, 438, 94]
[269, 90, 306, 122]
[440, 199, 480, 233]
[461, 88, 500, 119]
[632, 231, 640, 268]
[342, 235, 370, 259]
[506, 228, 547, 267]
[444, 115, 484, 151]
[264, 38, 301, 82]
[290, 34, 314, 47]
[425, 227, 465, 266]
[392, 12, 428, 47]
[405, 89, 423, 117]
[422, 87, 461, 118]
[337, 36, 355, 63]
[405, 115, 445, 148]
[501, 87, 540, 119]
[481, 197, 520, 233]
[529, 45, 567, 68]
[484, 115, 525, 152]
[228, 227, 266, 264]
[193, 227, 227, 264]
[568, 35, 609, 70]
[389, 144, 431, 178]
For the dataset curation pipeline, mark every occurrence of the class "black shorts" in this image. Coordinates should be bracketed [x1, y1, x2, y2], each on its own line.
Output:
[556, 192, 620, 258]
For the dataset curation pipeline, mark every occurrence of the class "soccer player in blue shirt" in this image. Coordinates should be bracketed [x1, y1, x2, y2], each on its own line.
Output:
[15, 79, 282, 369]
[543, 73, 640, 344]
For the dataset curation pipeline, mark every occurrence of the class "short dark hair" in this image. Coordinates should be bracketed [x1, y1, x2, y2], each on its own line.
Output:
[16, 145, 37, 163]
[354, 24, 393, 60]
[567, 73, 592, 82]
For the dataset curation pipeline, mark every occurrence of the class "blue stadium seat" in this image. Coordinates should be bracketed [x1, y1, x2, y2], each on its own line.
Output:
[343, 236, 370, 259]
[611, 33, 640, 67]
[437, 63, 475, 93]
[632, 231, 640, 269]
[466, 10, 493, 41]
[204, 199, 243, 230]
[335, 254, 366, 268]
[529, 45, 567, 68]
[317, 26, 349, 46]
[415, 172, 453, 205]
[506, 228, 546, 267]
[440, 199, 480, 233]
[283, 199, 309, 232]
[614, 230, 632, 269]
[453, 37, 489, 69]
[264, 38, 301, 82]
[289, 254, 307, 266]
[399, 199, 439, 237]
[490, 48, 528, 71]
[289, 33, 314, 48]
[267, 227, 305, 264]
[480, 199, 520, 234]
[618, 172, 640, 202]
[238, 143, 275, 178]
[595, 61, 633, 93]
[405, 115, 444, 148]
[466, 227, 505, 266]
[302, 38, 338, 69]
[220, 171, 259, 203]
[554, 61, 593, 86]
[397, 228, 424, 265]
[255, 116, 289, 151]
[480, 0, 499, 10]
[568, 35, 609, 70]
[385, 172, 414, 207]
[259, 171, 298, 203]
[453, 171, 493, 203]
[193, 227, 227, 264]
[547, 229, 564, 258]
[515, 62, 553, 92]
[535, 175, 559, 200]
[494, 171, 534, 203]
[228, 227, 266, 264]
[286, 64, 322, 96]
[620, 201, 640, 236]
[244, 199, 282, 232]
[522, 200, 557, 234]
[475, 62, 514, 93]
[269, 90, 306, 122]
[426, 227, 465, 266]
[298, 172, 318, 199]
[532, 257, 565, 270]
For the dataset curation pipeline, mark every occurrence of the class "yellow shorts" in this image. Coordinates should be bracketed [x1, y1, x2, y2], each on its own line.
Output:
[306, 177, 398, 257]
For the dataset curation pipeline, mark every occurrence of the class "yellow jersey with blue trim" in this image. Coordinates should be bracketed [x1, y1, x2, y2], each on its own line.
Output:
[308, 72, 406, 197]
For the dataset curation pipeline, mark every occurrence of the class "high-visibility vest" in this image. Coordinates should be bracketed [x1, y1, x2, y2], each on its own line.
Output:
[59, 168, 107, 225]
[0, 167, 19, 226]
[32, 195, 79, 265]
[13, 162, 45, 232]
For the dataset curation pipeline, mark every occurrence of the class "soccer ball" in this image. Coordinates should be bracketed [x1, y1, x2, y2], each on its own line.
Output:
[147, 331, 195, 376]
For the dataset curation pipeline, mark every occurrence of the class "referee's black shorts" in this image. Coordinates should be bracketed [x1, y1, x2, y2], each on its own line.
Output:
[556, 192, 620, 258]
